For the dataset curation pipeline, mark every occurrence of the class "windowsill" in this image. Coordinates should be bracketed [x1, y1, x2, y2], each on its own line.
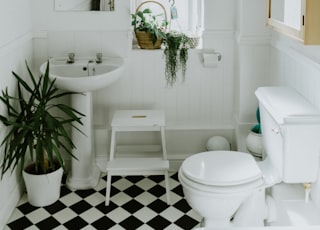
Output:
[131, 43, 203, 51]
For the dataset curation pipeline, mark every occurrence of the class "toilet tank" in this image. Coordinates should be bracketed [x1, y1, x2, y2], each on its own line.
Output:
[255, 86, 320, 183]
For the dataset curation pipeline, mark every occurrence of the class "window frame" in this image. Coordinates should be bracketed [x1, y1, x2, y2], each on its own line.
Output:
[131, 0, 204, 36]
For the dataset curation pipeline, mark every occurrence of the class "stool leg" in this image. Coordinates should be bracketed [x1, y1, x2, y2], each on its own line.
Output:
[164, 170, 170, 205]
[160, 127, 167, 160]
[109, 129, 116, 160]
[105, 174, 112, 206]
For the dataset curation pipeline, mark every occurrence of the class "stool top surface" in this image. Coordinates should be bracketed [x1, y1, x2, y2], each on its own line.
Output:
[111, 110, 165, 127]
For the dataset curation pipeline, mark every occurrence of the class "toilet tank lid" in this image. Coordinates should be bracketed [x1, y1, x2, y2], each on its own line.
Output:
[255, 87, 320, 125]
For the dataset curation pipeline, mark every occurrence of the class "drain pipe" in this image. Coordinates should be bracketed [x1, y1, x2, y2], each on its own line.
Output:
[304, 183, 311, 203]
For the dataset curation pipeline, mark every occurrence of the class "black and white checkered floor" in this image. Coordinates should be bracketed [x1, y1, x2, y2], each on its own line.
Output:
[6, 172, 202, 230]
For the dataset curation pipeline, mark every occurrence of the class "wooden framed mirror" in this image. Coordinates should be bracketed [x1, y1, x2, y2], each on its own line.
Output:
[55, 0, 115, 11]
[266, 0, 320, 45]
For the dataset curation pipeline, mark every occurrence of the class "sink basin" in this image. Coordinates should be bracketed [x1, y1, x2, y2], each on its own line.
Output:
[40, 57, 125, 92]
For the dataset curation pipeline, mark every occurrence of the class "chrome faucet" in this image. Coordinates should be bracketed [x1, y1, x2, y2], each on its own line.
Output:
[96, 53, 102, 63]
[87, 60, 95, 76]
[67, 53, 75, 64]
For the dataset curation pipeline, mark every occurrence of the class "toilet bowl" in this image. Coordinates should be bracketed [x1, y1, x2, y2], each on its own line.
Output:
[179, 151, 264, 227]
[179, 86, 320, 228]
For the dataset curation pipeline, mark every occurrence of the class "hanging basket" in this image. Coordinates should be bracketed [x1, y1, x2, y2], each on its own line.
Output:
[186, 35, 200, 49]
[134, 1, 167, 49]
[135, 30, 163, 49]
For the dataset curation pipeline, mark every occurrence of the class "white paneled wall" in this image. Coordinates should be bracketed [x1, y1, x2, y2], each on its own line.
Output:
[91, 31, 235, 165]
[0, 39, 33, 230]
[32, 29, 236, 169]
[269, 34, 320, 106]
[0, 0, 33, 226]
[93, 48, 233, 129]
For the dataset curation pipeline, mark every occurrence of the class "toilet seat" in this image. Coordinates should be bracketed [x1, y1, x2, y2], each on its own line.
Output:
[180, 151, 264, 193]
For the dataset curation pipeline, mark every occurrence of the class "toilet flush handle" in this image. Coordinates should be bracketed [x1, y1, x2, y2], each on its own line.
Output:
[272, 127, 281, 134]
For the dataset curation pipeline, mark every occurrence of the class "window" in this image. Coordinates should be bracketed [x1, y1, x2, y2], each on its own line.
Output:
[131, 0, 204, 36]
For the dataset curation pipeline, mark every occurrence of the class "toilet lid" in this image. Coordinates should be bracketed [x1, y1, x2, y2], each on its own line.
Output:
[181, 151, 262, 186]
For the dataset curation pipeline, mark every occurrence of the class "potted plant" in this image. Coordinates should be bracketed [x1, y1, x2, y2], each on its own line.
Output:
[131, 6, 168, 49]
[163, 31, 189, 86]
[246, 107, 263, 158]
[0, 61, 84, 207]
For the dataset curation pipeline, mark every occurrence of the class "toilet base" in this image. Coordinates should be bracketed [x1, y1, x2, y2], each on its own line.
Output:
[195, 188, 266, 228]
[200, 218, 233, 228]
[232, 188, 266, 226]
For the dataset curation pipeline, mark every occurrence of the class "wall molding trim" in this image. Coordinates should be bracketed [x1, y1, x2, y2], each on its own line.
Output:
[203, 30, 234, 39]
[236, 32, 271, 46]
[271, 39, 320, 71]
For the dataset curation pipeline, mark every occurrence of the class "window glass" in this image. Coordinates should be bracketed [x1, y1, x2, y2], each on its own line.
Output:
[131, 0, 203, 36]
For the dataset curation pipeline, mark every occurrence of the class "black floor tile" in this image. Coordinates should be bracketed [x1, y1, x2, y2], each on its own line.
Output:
[123, 184, 145, 197]
[148, 184, 166, 197]
[170, 172, 179, 181]
[174, 215, 199, 229]
[69, 200, 92, 214]
[125, 175, 145, 183]
[35, 216, 60, 229]
[173, 199, 192, 213]
[17, 202, 38, 215]
[75, 188, 96, 198]
[172, 184, 184, 197]
[60, 186, 72, 197]
[63, 216, 88, 229]
[7, 216, 33, 230]
[44, 200, 67, 215]
[91, 216, 116, 229]
[95, 201, 118, 214]
[147, 215, 171, 229]
[147, 199, 169, 213]
[119, 215, 144, 229]
[121, 199, 144, 214]
[98, 185, 121, 197]
[102, 175, 122, 183]
[148, 175, 165, 183]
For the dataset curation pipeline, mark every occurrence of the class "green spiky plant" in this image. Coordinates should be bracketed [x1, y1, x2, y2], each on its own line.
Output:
[251, 107, 261, 134]
[0, 61, 84, 177]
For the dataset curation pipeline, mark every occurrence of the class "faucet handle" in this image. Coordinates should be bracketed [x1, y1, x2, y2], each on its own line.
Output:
[96, 53, 102, 63]
[67, 53, 75, 63]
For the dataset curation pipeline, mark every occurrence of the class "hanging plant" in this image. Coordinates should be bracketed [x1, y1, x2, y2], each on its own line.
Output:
[164, 31, 189, 86]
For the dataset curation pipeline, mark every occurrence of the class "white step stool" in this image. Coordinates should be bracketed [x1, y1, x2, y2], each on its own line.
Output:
[105, 110, 170, 206]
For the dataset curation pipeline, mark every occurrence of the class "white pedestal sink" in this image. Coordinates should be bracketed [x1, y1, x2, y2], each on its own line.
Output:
[40, 57, 124, 189]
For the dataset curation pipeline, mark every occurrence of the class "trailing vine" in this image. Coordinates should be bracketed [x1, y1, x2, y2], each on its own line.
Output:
[164, 32, 189, 86]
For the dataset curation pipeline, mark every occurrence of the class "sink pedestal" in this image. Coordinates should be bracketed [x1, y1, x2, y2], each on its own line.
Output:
[66, 92, 100, 189]
[41, 57, 125, 189]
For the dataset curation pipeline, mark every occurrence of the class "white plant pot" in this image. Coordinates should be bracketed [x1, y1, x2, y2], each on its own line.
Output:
[23, 165, 63, 207]
[246, 132, 263, 157]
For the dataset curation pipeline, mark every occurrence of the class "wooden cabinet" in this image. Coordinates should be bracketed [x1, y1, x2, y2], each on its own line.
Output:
[267, 0, 320, 45]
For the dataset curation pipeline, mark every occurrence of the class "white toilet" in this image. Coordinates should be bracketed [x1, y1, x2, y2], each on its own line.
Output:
[179, 86, 320, 228]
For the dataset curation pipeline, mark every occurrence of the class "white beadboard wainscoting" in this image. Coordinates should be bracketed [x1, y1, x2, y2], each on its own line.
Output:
[0, 33, 33, 230]
[32, 29, 236, 170]
[92, 31, 236, 170]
